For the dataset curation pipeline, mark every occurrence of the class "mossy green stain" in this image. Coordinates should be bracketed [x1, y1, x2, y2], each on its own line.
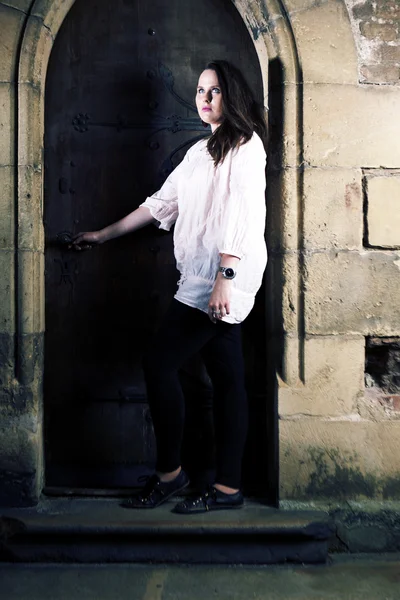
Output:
[305, 447, 378, 499]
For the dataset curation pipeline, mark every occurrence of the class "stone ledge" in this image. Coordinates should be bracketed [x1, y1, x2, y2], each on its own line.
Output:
[281, 499, 400, 553]
[0, 497, 333, 564]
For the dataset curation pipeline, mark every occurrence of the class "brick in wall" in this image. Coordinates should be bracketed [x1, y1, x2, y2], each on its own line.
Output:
[345, 0, 400, 84]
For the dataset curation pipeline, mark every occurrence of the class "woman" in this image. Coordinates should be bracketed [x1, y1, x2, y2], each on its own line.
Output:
[72, 60, 268, 513]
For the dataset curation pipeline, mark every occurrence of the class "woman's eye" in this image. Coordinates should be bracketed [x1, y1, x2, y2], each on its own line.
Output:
[212, 88, 221, 94]
[197, 88, 204, 94]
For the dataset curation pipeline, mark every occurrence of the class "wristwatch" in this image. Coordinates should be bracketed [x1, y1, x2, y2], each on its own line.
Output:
[219, 266, 236, 280]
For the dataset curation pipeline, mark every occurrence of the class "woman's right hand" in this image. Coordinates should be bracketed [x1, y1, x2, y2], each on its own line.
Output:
[69, 230, 104, 251]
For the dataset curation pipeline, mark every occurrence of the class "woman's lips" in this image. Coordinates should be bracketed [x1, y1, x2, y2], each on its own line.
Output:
[202, 107, 212, 112]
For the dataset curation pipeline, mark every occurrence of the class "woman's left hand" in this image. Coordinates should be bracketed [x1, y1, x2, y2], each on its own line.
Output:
[208, 277, 232, 323]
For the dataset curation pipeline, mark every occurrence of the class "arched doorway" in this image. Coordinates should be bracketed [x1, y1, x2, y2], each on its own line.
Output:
[43, 0, 273, 498]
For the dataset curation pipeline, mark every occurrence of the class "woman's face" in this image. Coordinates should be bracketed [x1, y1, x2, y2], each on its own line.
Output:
[196, 69, 223, 132]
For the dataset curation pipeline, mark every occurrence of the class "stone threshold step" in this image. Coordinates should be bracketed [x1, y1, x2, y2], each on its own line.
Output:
[0, 497, 335, 565]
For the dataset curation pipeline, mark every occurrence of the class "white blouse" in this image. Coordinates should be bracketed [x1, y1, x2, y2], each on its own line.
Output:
[140, 132, 267, 324]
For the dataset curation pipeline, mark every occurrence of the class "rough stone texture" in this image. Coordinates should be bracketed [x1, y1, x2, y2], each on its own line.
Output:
[15, 332, 44, 386]
[268, 82, 301, 169]
[360, 20, 398, 42]
[0, 166, 14, 250]
[380, 44, 400, 63]
[360, 63, 400, 84]
[266, 167, 300, 251]
[281, 498, 400, 553]
[345, 0, 400, 84]
[0, 1, 33, 11]
[0, 420, 38, 472]
[3, 557, 400, 599]
[18, 166, 44, 252]
[366, 175, 400, 248]
[303, 168, 363, 250]
[279, 336, 364, 417]
[0, 251, 15, 334]
[18, 82, 43, 167]
[277, 252, 299, 335]
[0, 470, 38, 507]
[280, 419, 400, 499]
[304, 83, 400, 168]
[0, 415, 42, 506]
[0, 83, 14, 166]
[31, 0, 75, 38]
[17, 250, 44, 335]
[304, 250, 400, 336]
[0, 333, 14, 386]
[288, 0, 358, 84]
[0, 367, 43, 506]
[0, 4, 26, 83]
[19, 14, 54, 87]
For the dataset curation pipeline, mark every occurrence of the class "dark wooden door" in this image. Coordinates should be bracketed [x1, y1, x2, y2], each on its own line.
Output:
[44, 0, 271, 495]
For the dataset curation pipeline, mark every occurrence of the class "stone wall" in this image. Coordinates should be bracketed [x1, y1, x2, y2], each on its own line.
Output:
[278, 0, 400, 500]
[0, 0, 399, 506]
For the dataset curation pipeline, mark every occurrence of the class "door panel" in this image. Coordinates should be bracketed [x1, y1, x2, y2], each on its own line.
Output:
[44, 0, 269, 492]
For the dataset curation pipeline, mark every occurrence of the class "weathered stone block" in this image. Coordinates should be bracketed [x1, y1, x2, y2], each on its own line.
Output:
[360, 64, 400, 84]
[375, 0, 400, 20]
[279, 252, 300, 334]
[0, 469, 38, 507]
[0, 333, 14, 386]
[31, 0, 75, 38]
[268, 81, 302, 169]
[0, 166, 14, 249]
[0, 420, 39, 472]
[288, 0, 358, 84]
[282, 0, 317, 10]
[360, 21, 398, 42]
[266, 167, 301, 251]
[17, 332, 44, 386]
[0, 83, 14, 166]
[303, 168, 363, 250]
[0, 250, 15, 333]
[380, 44, 400, 63]
[304, 250, 400, 336]
[303, 84, 400, 168]
[279, 336, 365, 417]
[336, 522, 394, 553]
[0, 414, 42, 506]
[280, 419, 400, 499]
[18, 82, 42, 167]
[19, 14, 54, 87]
[0, 1, 32, 11]
[18, 166, 44, 251]
[17, 249, 44, 335]
[352, 1, 374, 20]
[366, 175, 400, 248]
[0, 4, 25, 82]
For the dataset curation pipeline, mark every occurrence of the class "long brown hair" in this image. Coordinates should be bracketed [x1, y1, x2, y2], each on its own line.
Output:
[204, 60, 268, 166]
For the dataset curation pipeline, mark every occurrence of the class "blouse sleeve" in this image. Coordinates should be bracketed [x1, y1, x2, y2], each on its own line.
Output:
[140, 148, 191, 231]
[218, 134, 267, 258]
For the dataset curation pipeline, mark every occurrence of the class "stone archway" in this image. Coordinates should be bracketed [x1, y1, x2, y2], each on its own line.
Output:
[12, 0, 303, 503]
[0, 0, 363, 505]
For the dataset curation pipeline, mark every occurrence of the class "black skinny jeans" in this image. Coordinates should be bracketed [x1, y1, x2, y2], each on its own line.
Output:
[142, 299, 248, 489]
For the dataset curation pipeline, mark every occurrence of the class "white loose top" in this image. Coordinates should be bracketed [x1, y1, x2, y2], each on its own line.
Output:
[140, 132, 267, 324]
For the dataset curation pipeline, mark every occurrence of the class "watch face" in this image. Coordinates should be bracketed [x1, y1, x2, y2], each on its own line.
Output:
[224, 268, 235, 279]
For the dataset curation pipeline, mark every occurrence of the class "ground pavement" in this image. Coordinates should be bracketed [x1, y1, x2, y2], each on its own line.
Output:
[0, 554, 399, 600]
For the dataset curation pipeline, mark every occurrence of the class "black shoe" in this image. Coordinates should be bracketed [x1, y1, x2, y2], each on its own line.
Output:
[172, 485, 244, 514]
[120, 470, 190, 509]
